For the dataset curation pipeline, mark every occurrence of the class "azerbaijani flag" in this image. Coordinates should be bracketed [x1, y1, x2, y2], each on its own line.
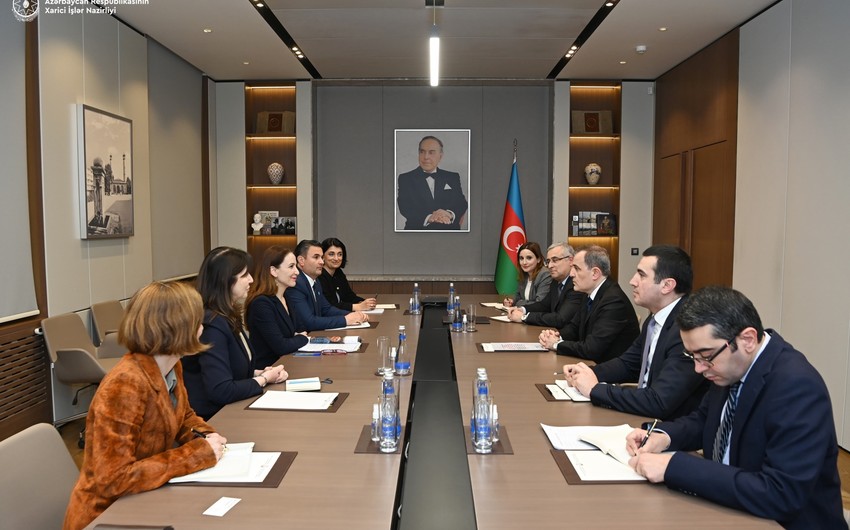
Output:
[494, 157, 526, 295]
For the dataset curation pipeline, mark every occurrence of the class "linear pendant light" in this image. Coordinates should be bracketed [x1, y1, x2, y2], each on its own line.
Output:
[430, 23, 440, 87]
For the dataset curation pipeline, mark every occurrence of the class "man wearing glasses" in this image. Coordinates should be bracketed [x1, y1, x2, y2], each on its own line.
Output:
[506, 242, 582, 329]
[626, 286, 844, 529]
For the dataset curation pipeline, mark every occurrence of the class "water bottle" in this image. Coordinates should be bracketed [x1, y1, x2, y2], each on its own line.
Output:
[394, 326, 411, 376]
[379, 370, 399, 452]
[451, 295, 463, 332]
[447, 282, 455, 314]
[410, 283, 421, 314]
[473, 368, 493, 453]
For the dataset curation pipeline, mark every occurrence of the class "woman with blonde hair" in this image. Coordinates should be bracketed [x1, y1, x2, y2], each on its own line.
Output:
[182, 247, 288, 420]
[63, 281, 227, 530]
[503, 241, 552, 308]
[245, 245, 310, 368]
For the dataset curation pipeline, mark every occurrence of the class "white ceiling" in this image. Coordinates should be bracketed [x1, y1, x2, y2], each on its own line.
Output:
[116, 0, 777, 82]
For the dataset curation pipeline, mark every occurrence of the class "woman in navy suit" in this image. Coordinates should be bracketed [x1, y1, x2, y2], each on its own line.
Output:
[246, 246, 310, 368]
[182, 247, 288, 420]
[318, 237, 377, 311]
[503, 241, 552, 308]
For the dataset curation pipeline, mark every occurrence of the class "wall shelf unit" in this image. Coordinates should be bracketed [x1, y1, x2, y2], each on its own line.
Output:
[245, 83, 297, 264]
[568, 82, 621, 280]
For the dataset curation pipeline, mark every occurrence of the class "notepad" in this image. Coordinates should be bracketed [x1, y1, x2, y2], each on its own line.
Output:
[480, 302, 508, 311]
[285, 377, 321, 391]
[545, 379, 591, 401]
[542, 423, 634, 465]
[376, 303, 396, 310]
[298, 340, 361, 353]
[564, 450, 645, 482]
[489, 315, 513, 323]
[363, 308, 385, 314]
[327, 322, 370, 330]
[249, 390, 338, 410]
[168, 442, 267, 483]
[481, 342, 547, 352]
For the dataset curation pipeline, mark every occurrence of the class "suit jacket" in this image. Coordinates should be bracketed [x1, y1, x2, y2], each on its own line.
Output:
[589, 296, 708, 419]
[397, 167, 468, 230]
[513, 268, 553, 308]
[64, 354, 216, 530]
[182, 311, 263, 420]
[318, 267, 363, 311]
[522, 276, 583, 329]
[660, 332, 844, 529]
[246, 294, 310, 368]
[284, 271, 349, 331]
[555, 278, 640, 363]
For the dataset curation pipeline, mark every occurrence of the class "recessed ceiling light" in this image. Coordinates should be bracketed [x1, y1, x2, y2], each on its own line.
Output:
[256, 2, 264, 7]
[570, 45, 578, 51]
[619, 61, 627, 64]
[659, 27, 668, 32]
[605, 2, 614, 6]
[243, 61, 250, 65]
[292, 46, 299, 51]
[203, 28, 212, 33]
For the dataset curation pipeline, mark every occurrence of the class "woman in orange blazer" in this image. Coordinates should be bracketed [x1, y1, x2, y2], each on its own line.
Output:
[63, 282, 227, 530]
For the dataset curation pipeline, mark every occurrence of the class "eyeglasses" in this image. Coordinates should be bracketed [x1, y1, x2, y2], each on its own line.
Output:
[683, 340, 733, 368]
[543, 255, 572, 266]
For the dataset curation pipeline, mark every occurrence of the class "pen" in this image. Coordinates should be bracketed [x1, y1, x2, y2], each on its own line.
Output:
[193, 429, 227, 452]
[553, 371, 564, 376]
[639, 419, 658, 449]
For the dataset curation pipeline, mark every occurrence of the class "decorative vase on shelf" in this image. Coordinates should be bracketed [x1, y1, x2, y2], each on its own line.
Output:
[584, 162, 602, 186]
[267, 162, 284, 185]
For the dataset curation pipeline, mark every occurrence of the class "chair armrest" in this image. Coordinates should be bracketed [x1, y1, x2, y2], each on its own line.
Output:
[97, 333, 126, 359]
[54, 348, 108, 384]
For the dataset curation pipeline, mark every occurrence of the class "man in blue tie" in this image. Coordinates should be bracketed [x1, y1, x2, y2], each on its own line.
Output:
[285, 240, 369, 331]
[626, 286, 844, 530]
[561, 245, 708, 420]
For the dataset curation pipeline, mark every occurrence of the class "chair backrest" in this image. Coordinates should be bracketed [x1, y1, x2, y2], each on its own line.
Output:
[41, 313, 98, 363]
[90, 299, 125, 346]
[0, 423, 80, 530]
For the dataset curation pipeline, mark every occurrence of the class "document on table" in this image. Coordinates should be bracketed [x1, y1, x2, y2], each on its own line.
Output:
[543, 423, 634, 465]
[545, 379, 591, 402]
[480, 302, 508, 311]
[285, 377, 322, 391]
[169, 442, 279, 483]
[481, 342, 547, 352]
[376, 304, 397, 310]
[298, 341, 361, 353]
[489, 315, 513, 323]
[363, 308, 385, 314]
[326, 322, 370, 330]
[249, 390, 339, 410]
[565, 450, 645, 482]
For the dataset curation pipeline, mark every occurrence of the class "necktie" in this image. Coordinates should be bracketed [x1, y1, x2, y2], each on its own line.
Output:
[312, 283, 322, 316]
[586, 297, 593, 312]
[713, 382, 742, 462]
[637, 317, 657, 388]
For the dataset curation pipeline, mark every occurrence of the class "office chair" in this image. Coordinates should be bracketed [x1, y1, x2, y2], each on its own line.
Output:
[41, 312, 123, 447]
[0, 423, 80, 530]
[90, 299, 126, 358]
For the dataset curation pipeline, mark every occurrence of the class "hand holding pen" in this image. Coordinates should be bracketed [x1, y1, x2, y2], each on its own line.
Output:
[639, 419, 658, 448]
[193, 430, 228, 461]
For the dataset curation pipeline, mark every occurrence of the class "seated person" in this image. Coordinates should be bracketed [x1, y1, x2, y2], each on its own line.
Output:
[245, 245, 310, 368]
[182, 247, 288, 420]
[507, 242, 583, 328]
[539, 245, 639, 362]
[285, 239, 369, 332]
[63, 281, 227, 530]
[627, 286, 845, 529]
[318, 237, 377, 311]
[502, 241, 552, 308]
[562, 245, 708, 420]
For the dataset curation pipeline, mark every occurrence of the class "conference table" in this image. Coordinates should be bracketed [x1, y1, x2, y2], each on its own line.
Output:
[87, 295, 776, 529]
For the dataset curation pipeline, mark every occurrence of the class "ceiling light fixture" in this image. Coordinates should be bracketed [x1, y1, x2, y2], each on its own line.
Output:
[427, 0, 442, 87]
[203, 28, 212, 33]
[659, 27, 667, 32]
[619, 61, 626, 64]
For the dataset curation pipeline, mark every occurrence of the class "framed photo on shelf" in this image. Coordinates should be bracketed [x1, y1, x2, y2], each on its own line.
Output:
[77, 105, 134, 239]
[596, 213, 617, 236]
[570, 110, 613, 135]
[256, 111, 295, 135]
[271, 216, 296, 235]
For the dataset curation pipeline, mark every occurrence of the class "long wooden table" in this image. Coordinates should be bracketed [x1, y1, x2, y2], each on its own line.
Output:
[87, 295, 776, 529]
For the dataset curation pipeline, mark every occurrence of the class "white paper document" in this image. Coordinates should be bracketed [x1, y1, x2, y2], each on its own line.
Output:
[286, 377, 322, 391]
[363, 308, 385, 314]
[203, 497, 241, 517]
[481, 342, 547, 352]
[298, 341, 361, 353]
[480, 302, 508, 311]
[376, 303, 397, 310]
[249, 390, 339, 410]
[540, 424, 598, 450]
[489, 315, 513, 323]
[326, 322, 371, 330]
[545, 379, 591, 402]
[565, 450, 645, 482]
[169, 442, 281, 484]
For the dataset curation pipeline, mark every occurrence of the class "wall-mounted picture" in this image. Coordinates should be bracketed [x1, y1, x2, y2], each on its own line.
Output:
[394, 129, 470, 232]
[272, 216, 296, 235]
[78, 105, 134, 239]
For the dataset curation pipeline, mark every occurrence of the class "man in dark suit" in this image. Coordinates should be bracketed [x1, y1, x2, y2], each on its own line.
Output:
[507, 242, 583, 329]
[539, 245, 639, 363]
[627, 286, 845, 529]
[563, 245, 709, 420]
[396, 136, 468, 230]
[284, 240, 369, 332]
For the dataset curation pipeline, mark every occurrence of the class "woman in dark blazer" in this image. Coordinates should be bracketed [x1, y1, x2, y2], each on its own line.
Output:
[504, 241, 552, 308]
[318, 237, 376, 311]
[182, 247, 288, 420]
[245, 246, 310, 368]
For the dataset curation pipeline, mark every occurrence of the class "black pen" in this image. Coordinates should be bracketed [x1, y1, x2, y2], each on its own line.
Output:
[191, 429, 207, 439]
[639, 419, 658, 449]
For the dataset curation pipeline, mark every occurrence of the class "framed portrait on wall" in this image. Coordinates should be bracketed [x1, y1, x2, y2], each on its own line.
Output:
[394, 129, 470, 233]
[77, 105, 134, 239]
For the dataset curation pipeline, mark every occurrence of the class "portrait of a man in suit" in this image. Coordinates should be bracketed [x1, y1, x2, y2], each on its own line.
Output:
[395, 130, 470, 232]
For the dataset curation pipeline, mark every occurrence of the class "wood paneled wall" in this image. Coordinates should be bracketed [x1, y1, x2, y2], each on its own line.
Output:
[653, 31, 739, 289]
